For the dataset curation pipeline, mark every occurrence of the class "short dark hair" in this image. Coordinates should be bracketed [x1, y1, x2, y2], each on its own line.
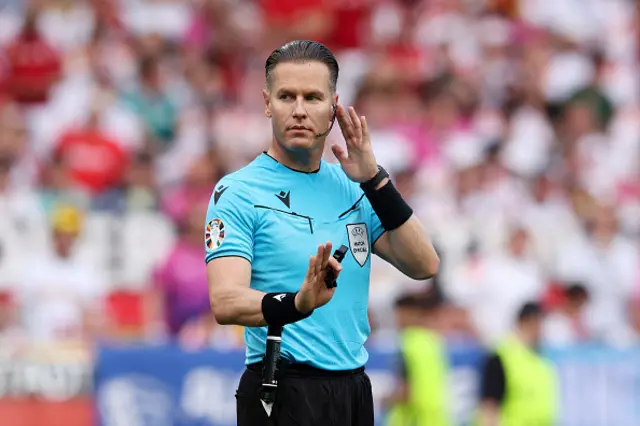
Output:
[517, 301, 544, 323]
[565, 283, 589, 301]
[394, 290, 444, 312]
[265, 40, 339, 92]
[394, 293, 423, 310]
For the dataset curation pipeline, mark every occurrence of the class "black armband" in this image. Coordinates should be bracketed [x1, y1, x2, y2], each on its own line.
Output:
[361, 175, 413, 231]
[261, 292, 312, 327]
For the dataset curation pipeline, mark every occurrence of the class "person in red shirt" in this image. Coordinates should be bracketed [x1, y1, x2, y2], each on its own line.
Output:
[53, 110, 129, 195]
[259, 0, 334, 48]
[1, 7, 62, 105]
[325, 0, 373, 51]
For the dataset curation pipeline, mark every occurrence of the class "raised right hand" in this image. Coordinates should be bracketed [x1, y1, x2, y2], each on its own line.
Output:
[295, 242, 343, 314]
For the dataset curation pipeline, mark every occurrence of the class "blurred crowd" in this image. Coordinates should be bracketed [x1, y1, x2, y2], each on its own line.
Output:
[0, 0, 639, 357]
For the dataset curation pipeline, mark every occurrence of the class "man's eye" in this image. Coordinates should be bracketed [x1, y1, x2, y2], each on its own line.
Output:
[306, 95, 319, 101]
[279, 94, 292, 100]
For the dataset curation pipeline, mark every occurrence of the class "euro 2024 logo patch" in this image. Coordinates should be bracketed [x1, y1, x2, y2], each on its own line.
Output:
[205, 218, 225, 250]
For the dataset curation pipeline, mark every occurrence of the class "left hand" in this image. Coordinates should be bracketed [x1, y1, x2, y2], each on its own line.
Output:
[332, 105, 379, 183]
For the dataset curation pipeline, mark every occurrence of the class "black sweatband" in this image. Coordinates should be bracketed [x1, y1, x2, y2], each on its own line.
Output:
[261, 292, 312, 327]
[362, 179, 413, 231]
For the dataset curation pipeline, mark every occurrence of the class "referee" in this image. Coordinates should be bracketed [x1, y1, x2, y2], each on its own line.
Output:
[205, 40, 440, 426]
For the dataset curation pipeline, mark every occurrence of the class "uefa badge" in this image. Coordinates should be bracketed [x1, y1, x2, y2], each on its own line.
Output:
[346, 223, 369, 267]
[205, 218, 225, 250]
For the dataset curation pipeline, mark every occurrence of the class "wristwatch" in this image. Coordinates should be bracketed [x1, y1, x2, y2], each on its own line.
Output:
[360, 165, 389, 192]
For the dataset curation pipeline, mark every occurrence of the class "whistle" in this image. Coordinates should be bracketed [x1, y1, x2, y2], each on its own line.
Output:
[325, 244, 348, 288]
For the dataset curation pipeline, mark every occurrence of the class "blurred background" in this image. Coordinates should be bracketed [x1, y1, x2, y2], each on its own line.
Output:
[0, 0, 638, 425]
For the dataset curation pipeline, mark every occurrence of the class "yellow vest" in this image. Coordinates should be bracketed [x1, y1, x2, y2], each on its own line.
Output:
[494, 336, 558, 426]
[386, 327, 451, 426]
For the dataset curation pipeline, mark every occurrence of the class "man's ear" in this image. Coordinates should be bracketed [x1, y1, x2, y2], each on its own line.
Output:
[332, 93, 339, 109]
[263, 89, 271, 118]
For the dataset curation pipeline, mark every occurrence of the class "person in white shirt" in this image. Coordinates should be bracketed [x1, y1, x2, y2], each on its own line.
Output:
[556, 203, 638, 341]
[606, 295, 640, 348]
[471, 226, 546, 346]
[17, 205, 107, 343]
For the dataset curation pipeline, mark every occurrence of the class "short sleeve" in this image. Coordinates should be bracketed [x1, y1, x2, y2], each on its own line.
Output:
[479, 353, 506, 403]
[204, 179, 255, 264]
[361, 194, 385, 245]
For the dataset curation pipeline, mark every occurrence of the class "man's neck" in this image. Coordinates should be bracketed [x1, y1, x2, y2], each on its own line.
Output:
[55, 251, 73, 260]
[267, 141, 323, 173]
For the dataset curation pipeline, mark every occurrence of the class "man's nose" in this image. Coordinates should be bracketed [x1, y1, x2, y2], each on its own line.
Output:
[292, 98, 307, 118]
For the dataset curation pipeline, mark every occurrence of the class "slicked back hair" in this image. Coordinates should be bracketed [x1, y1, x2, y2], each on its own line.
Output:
[265, 40, 339, 93]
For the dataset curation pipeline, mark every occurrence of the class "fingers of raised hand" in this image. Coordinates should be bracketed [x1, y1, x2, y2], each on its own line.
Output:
[327, 257, 342, 278]
[309, 243, 333, 287]
[321, 242, 332, 267]
[306, 255, 317, 280]
[360, 115, 369, 140]
[336, 105, 354, 142]
[347, 107, 362, 142]
[314, 244, 325, 277]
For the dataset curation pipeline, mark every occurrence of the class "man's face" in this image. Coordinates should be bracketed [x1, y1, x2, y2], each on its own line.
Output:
[395, 305, 426, 329]
[508, 228, 528, 257]
[263, 61, 337, 153]
[589, 205, 618, 240]
[567, 293, 588, 312]
[53, 231, 77, 258]
[528, 317, 544, 348]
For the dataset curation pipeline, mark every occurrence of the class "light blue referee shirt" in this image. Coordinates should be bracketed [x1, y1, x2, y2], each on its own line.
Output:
[204, 153, 384, 371]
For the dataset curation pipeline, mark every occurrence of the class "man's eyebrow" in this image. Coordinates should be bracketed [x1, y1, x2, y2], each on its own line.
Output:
[307, 90, 326, 98]
[277, 88, 327, 98]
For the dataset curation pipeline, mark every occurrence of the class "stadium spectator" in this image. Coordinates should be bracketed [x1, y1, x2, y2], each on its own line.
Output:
[556, 203, 639, 341]
[464, 226, 546, 346]
[606, 293, 640, 348]
[151, 199, 213, 338]
[1, 6, 62, 106]
[124, 149, 158, 212]
[542, 283, 591, 346]
[121, 55, 178, 148]
[0, 292, 24, 357]
[16, 204, 107, 343]
[52, 107, 129, 198]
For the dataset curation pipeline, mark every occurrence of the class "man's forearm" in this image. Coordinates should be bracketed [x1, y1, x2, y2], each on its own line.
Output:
[364, 174, 439, 280]
[209, 285, 312, 327]
[386, 215, 440, 280]
[210, 285, 267, 327]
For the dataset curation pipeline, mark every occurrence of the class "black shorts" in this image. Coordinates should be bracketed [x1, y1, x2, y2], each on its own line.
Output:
[236, 362, 374, 426]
